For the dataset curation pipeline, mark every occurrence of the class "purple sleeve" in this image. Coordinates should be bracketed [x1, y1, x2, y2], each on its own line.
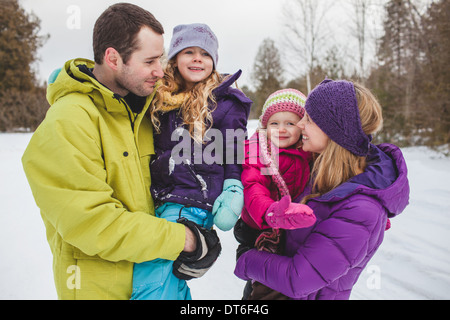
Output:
[234, 196, 386, 298]
[219, 94, 250, 181]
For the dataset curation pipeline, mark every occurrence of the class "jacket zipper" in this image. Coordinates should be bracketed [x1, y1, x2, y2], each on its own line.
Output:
[113, 94, 136, 133]
[112, 93, 149, 201]
[184, 161, 208, 200]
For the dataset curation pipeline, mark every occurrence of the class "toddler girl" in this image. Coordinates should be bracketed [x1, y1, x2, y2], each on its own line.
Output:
[236, 89, 316, 299]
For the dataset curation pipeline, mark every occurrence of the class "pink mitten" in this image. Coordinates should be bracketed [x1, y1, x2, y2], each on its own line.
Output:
[265, 196, 316, 230]
[385, 218, 391, 231]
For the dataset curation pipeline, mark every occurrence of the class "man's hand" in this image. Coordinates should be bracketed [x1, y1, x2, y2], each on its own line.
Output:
[183, 225, 197, 253]
[173, 218, 222, 280]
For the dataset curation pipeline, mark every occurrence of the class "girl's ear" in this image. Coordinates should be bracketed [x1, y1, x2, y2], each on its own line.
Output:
[104, 47, 122, 71]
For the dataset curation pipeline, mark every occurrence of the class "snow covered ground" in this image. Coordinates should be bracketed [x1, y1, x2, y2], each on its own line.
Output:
[1, 120, 449, 300]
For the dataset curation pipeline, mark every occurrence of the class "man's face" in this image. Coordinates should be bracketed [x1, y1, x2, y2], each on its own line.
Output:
[116, 27, 164, 97]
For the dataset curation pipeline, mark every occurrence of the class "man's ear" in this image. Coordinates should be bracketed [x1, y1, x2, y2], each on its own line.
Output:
[104, 47, 122, 71]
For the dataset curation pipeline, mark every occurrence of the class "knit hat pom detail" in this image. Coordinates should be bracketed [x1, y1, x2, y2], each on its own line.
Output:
[260, 89, 307, 127]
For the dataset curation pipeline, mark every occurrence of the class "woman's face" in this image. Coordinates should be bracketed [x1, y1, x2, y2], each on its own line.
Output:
[175, 46, 214, 89]
[296, 112, 329, 153]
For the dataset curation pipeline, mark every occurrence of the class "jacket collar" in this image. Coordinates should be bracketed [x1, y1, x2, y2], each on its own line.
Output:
[48, 58, 156, 116]
[302, 143, 409, 217]
[213, 70, 242, 97]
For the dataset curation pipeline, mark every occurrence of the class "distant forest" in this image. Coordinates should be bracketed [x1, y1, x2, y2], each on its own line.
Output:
[1, 0, 449, 148]
[245, 0, 449, 147]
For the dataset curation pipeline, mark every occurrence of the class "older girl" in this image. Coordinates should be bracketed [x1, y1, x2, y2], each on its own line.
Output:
[132, 23, 251, 300]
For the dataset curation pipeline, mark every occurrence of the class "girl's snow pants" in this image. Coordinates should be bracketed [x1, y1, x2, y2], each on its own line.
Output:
[130, 202, 213, 300]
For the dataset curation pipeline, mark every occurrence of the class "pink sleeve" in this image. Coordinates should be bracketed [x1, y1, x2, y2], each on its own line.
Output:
[240, 141, 275, 230]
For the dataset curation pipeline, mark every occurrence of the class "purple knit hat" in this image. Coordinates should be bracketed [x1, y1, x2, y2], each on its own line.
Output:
[305, 79, 370, 156]
[167, 23, 219, 68]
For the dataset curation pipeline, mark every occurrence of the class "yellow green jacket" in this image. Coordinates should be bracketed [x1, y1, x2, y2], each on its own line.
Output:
[22, 58, 185, 299]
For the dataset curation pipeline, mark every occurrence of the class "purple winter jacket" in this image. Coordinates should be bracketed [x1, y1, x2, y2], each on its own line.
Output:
[234, 143, 410, 299]
[151, 70, 252, 210]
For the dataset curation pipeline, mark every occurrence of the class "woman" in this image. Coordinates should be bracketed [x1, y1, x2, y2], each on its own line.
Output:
[234, 79, 410, 300]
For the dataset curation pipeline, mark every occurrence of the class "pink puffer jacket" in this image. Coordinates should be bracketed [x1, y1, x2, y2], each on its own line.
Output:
[240, 132, 311, 230]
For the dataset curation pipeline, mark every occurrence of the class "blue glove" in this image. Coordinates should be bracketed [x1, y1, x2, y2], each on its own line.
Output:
[212, 179, 244, 231]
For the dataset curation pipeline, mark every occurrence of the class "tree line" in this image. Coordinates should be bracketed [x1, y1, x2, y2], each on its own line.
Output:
[1, 0, 449, 148]
[243, 0, 449, 147]
[0, 0, 49, 132]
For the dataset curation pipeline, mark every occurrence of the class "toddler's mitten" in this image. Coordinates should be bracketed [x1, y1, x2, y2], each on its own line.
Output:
[385, 218, 391, 230]
[212, 179, 244, 231]
[265, 195, 316, 230]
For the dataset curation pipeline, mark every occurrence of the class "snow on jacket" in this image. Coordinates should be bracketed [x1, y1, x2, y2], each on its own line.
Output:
[235, 143, 410, 299]
[22, 58, 186, 300]
[240, 131, 311, 230]
[150, 70, 252, 210]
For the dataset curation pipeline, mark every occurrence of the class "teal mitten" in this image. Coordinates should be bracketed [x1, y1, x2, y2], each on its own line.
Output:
[212, 179, 244, 231]
[48, 67, 62, 84]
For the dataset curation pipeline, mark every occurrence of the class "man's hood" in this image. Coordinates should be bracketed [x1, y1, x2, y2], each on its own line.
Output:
[46, 58, 127, 113]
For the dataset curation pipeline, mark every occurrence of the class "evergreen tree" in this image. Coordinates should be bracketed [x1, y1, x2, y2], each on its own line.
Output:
[371, 0, 422, 144]
[0, 0, 47, 93]
[249, 38, 284, 119]
[418, 0, 450, 144]
[0, 0, 49, 131]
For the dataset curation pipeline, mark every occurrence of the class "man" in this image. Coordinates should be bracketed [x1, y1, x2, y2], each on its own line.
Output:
[22, 3, 218, 300]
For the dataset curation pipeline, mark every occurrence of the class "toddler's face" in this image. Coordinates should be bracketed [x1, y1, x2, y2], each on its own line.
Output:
[266, 112, 302, 149]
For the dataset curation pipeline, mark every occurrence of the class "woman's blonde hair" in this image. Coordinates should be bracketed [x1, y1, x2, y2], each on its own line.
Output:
[301, 82, 383, 203]
[150, 59, 222, 143]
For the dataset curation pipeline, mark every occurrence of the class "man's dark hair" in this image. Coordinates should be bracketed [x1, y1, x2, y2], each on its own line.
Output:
[93, 3, 164, 64]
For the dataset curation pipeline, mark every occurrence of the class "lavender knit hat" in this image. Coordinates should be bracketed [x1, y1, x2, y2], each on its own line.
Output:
[305, 79, 370, 156]
[260, 89, 307, 127]
[167, 23, 219, 68]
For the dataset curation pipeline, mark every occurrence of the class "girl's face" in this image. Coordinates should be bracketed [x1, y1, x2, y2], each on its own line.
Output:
[296, 112, 329, 153]
[266, 112, 302, 149]
[175, 47, 214, 89]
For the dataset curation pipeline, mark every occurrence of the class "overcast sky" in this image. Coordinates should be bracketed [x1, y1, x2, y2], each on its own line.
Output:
[20, 0, 285, 89]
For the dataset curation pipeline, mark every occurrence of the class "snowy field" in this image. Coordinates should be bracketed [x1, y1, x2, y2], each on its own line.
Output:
[1, 120, 449, 300]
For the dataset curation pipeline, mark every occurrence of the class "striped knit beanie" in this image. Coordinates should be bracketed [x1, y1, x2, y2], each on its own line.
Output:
[259, 89, 307, 127]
